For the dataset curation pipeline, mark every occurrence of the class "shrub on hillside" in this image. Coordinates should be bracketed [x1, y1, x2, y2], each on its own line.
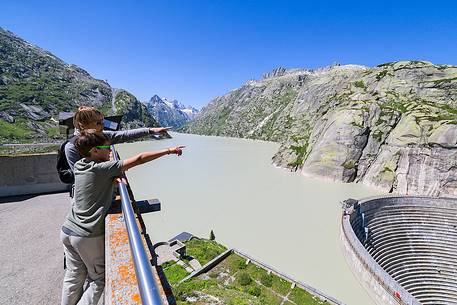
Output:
[260, 274, 273, 287]
[247, 286, 261, 297]
[237, 272, 252, 286]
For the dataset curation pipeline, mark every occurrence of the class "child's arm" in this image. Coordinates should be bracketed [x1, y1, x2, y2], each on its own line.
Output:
[121, 146, 185, 171]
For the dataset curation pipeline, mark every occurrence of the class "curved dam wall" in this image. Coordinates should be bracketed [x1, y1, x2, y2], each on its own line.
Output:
[342, 196, 457, 305]
[0, 153, 68, 197]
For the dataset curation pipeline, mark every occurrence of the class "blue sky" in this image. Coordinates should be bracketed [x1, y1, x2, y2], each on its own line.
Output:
[2, 1, 457, 108]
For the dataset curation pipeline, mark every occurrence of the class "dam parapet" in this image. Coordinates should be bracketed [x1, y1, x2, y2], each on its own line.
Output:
[0, 153, 68, 197]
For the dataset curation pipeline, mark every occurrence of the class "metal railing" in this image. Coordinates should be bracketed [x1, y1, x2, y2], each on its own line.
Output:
[112, 145, 164, 305]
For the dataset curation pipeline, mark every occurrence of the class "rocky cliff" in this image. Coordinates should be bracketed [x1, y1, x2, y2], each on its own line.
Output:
[185, 62, 457, 197]
[145, 95, 199, 128]
[0, 28, 158, 144]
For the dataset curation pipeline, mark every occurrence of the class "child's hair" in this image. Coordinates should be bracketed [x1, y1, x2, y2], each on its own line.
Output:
[75, 130, 109, 157]
[73, 106, 104, 130]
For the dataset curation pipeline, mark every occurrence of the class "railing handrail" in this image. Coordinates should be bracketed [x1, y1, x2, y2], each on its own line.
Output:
[112, 145, 164, 305]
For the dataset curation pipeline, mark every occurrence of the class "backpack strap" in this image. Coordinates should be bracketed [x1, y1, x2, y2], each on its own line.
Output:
[68, 135, 77, 144]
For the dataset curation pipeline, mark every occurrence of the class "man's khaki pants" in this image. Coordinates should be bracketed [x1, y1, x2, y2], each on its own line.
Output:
[60, 231, 105, 305]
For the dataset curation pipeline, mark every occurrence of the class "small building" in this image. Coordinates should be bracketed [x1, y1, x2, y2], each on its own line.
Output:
[169, 240, 186, 258]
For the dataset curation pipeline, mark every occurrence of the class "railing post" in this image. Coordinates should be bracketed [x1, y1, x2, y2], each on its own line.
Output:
[112, 145, 164, 305]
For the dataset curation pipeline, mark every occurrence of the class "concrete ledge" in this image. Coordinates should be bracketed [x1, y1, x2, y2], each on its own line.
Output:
[0, 153, 68, 197]
[105, 209, 171, 305]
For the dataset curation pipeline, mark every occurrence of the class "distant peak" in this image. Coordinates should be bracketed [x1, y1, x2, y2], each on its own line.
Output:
[149, 95, 163, 103]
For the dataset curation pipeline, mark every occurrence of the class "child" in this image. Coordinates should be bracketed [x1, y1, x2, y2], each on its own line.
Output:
[60, 130, 184, 305]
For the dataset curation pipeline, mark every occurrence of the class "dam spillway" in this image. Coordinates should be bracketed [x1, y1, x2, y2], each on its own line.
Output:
[342, 196, 457, 305]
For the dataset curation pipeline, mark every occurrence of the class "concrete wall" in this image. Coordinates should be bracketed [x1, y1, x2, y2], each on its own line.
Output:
[341, 222, 403, 305]
[105, 211, 171, 305]
[0, 153, 68, 197]
[341, 195, 423, 305]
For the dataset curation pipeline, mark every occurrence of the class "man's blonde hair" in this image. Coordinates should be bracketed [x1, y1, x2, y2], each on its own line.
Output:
[73, 106, 104, 130]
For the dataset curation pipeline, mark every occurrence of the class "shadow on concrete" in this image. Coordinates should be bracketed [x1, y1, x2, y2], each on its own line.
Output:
[147, 234, 177, 305]
[0, 190, 68, 204]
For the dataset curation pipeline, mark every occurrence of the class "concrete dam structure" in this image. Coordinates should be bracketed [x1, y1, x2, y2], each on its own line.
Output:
[342, 196, 457, 305]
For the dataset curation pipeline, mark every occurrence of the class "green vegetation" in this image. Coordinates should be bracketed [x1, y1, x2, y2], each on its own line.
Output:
[237, 272, 252, 286]
[424, 76, 457, 86]
[289, 287, 325, 304]
[232, 255, 247, 270]
[378, 96, 457, 125]
[215, 105, 232, 133]
[372, 130, 384, 142]
[375, 69, 390, 81]
[260, 274, 273, 287]
[247, 286, 261, 297]
[162, 262, 188, 285]
[0, 120, 30, 142]
[257, 88, 298, 141]
[174, 277, 219, 303]
[289, 144, 308, 169]
[350, 119, 364, 128]
[353, 80, 366, 89]
[380, 166, 393, 173]
[288, 131, 310, 170]
[173, 253, 327, 305]
[270, 275, 292, 295]
[0, 144, 59, 156]
[342, 160, 357, 170]
[184, 238, 227, 266]
[46, 126, 60, 137]
[160, 238, 227, 288]
[278, 88, 298, 105]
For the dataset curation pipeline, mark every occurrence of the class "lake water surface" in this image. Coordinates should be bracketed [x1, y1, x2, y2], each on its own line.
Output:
[117, 132, 381, 305]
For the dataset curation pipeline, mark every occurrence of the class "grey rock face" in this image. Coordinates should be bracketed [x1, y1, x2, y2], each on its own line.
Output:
[114, 90, 159, 129]
[0, 111, 14, 123]
[185, 61, 457, 197]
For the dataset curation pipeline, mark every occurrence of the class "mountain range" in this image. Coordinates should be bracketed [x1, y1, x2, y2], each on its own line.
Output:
[144, 95, 199, 128]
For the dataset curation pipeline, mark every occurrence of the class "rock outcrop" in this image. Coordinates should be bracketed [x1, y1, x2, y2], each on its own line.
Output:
[185, 62, 457, 197]
[114, 90, 157, 129]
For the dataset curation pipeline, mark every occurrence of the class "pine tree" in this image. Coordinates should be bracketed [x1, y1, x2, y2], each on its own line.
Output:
[209, 230, 215, 241]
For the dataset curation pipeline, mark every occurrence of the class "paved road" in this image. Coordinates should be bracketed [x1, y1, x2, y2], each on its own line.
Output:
[0, 192, 70, 305]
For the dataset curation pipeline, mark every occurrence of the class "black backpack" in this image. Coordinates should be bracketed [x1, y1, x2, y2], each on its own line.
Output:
[57, 136, 76, 184]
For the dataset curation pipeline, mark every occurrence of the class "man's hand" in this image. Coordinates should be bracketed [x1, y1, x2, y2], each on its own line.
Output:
[150, 127, 171, 134]
[115, 177, 128, 185]
[168, 146, 185, 156]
